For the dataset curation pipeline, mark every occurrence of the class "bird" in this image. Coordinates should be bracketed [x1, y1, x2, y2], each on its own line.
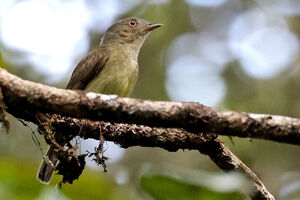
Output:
[37, 17, 162, 184]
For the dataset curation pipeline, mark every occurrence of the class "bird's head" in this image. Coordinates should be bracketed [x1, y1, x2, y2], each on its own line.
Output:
[101, 17, 162, 49]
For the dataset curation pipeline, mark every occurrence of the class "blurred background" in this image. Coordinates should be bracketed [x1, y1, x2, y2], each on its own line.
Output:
[1, 0, 300, 199]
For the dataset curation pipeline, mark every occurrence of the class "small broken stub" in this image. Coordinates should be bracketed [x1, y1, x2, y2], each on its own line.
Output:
[86, 92, 117, 101]
[87, 137, 108, 172]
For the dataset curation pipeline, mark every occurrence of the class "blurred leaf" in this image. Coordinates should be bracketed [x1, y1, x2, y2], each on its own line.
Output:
[59, 169, 136, 200]
[140, 174, 245, 200]
[0, 159, 139, 200]
[0, 159, 43, 200]
[161, 169, 251, 193]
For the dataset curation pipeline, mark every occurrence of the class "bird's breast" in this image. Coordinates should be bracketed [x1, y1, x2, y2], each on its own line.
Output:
[85, 55, 139, 97]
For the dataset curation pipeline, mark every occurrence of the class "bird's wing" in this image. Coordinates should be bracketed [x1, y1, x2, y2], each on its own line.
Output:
[66, 48, 110, 90]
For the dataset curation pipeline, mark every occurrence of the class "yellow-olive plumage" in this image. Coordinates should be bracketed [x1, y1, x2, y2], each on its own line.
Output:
[82, 45, 139, 97]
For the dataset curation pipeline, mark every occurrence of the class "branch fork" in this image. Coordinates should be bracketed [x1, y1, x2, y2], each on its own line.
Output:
[0, 68, 280, 199]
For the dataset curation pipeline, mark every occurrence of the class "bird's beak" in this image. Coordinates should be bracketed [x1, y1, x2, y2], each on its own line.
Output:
[144, 23, 163, 33]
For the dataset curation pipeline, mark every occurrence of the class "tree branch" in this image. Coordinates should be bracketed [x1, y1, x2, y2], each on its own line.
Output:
[1, 68, 299, 145]
[207, 141, 274, 200]
[0, 68, 277, 199]
[51, 116, 274, 199]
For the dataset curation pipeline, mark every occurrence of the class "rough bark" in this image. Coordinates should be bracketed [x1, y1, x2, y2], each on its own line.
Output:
[51, 115, 274, 199]
[0, 68, 299, 145]
[0, 68, 280, 199]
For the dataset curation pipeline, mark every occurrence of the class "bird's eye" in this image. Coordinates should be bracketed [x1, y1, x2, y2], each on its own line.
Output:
[128, 20, 136, 26]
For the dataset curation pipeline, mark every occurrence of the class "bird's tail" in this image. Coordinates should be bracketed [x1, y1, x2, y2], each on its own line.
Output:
[37, 145, 59, 184]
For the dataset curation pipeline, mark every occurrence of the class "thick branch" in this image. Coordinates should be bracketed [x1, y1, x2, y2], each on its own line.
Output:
[0, 68, 275, 199]
[51, 116, 274, 200]
[1, 68, 300, 145]
[51, 115, 216, 152]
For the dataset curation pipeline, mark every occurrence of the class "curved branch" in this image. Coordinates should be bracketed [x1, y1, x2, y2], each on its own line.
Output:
[0, 68, 299, 145]
[51, 115, 216, 152]
[0, 68, 276, 199]
[207, 141, 274, 200]
[51, 116, 274, 200]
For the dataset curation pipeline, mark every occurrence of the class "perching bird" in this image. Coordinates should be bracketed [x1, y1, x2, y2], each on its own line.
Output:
[37, 17, 162, 184]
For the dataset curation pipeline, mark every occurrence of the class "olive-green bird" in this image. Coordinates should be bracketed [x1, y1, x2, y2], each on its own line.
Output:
[37, 17, 162, 184]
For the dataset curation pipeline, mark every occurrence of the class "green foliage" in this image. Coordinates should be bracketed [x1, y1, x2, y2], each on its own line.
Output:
[0, 159, 43, 200]
[140, 174, 245, 200]
[59, 169, 134, 200]
[0, 159, 139, 200]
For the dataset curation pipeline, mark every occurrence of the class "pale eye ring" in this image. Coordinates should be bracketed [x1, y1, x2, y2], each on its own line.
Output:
[128, 20, 136, 26]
